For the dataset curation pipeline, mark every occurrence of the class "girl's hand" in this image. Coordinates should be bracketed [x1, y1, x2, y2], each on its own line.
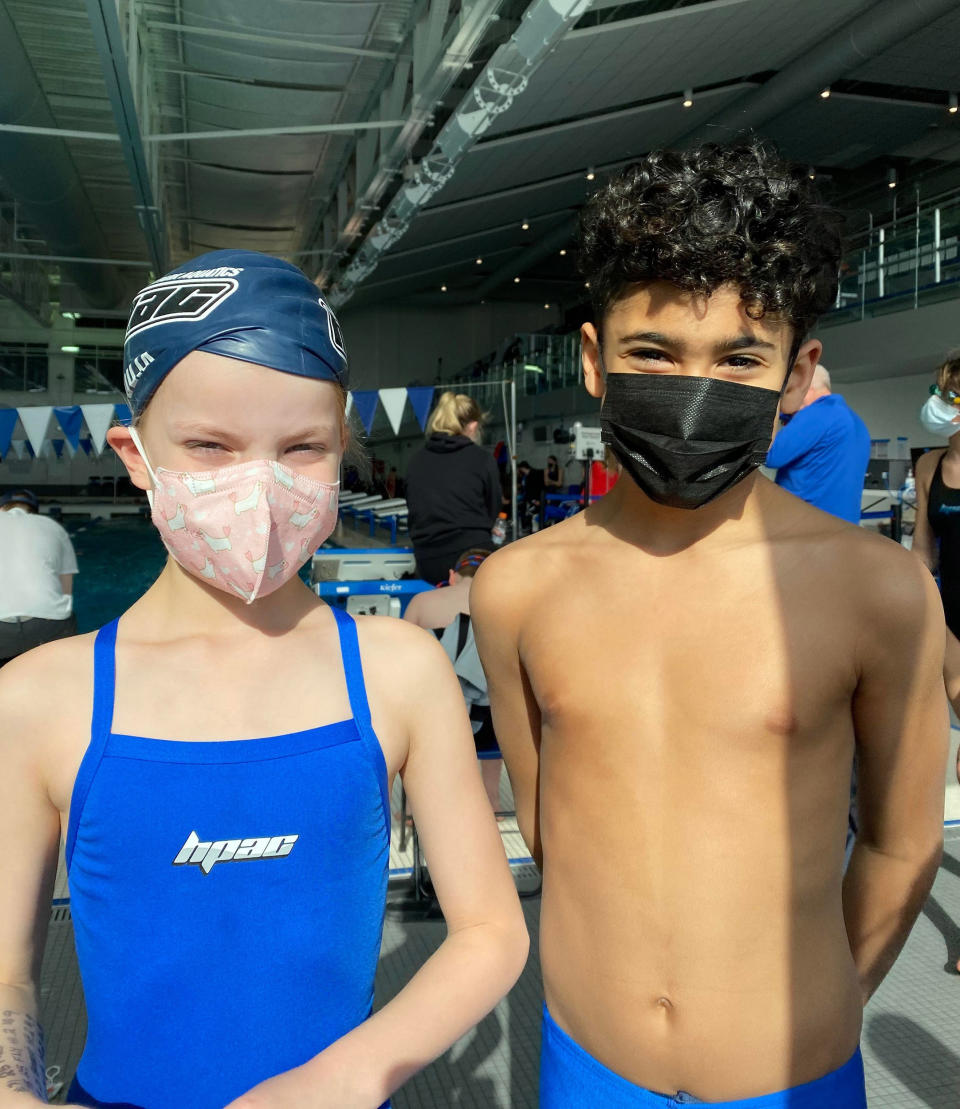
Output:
[222, 1060, 379, 1109]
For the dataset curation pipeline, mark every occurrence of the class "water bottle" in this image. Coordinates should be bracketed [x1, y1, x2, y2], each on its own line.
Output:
[491, 512, 508, 547]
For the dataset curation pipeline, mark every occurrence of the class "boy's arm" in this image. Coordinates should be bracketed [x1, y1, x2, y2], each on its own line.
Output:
[470, 554, 543, 868]
[844, 549, 948, 1002]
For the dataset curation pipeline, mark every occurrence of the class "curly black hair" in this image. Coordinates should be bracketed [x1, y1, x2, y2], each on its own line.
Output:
[579, 140, 843, 339]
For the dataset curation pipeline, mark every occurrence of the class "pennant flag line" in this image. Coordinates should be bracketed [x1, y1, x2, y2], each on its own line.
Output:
[19, 406, 52, 458]
[53, 405, 83, 451]
[351, 390, 380, 436]
[80, 403, 116, 455]
[0, 409, 19, 459]
[406, 387, 435, 432]
[378, 388, 407, 436]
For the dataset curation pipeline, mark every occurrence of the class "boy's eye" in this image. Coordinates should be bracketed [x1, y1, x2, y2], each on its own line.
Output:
[629, 349, 670, 361]
[723, 356, 760, 369]
[287, 443, 327, 454]
[188, 441, 226, 452]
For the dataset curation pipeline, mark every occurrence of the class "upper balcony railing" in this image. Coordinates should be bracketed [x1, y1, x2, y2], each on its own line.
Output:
[825, 188, 960, 325]
[442, 188, 960, 397]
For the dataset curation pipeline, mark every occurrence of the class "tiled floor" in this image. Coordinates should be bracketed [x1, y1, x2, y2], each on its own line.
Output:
[40, 824, 960, 1107]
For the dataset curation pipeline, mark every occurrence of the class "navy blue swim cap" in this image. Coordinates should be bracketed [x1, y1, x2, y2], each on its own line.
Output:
[123, 249, 348, 414]
[0, 488, 38, 510]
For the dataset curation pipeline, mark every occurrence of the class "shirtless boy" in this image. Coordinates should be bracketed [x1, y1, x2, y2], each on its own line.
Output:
[471, 142, 948, 1107]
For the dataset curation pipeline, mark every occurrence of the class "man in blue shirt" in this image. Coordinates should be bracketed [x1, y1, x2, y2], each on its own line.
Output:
[766, 364, 871, 524]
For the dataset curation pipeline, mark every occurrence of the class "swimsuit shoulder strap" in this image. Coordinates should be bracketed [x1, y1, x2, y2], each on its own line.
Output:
[66, 618, 119, 869]
[330, 605, 372, 729]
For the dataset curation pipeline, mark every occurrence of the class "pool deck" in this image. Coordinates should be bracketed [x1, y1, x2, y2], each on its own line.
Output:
[36, 519, 960, 1105]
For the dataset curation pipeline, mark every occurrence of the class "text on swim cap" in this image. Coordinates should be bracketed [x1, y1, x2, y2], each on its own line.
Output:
[124, 350, 155, 395]
[317, 295, 346, 362]
[126, 277, 240, 339]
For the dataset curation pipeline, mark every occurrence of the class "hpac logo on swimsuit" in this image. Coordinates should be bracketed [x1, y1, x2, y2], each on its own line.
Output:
[173, 829, 299, 875]
[126, 276, 240, 340]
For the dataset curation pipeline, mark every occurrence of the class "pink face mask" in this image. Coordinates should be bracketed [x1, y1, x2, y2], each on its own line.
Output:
[129, 428, 339, 603]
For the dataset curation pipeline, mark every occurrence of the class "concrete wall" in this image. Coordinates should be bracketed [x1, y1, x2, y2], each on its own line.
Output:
[339, 300, 562, 390]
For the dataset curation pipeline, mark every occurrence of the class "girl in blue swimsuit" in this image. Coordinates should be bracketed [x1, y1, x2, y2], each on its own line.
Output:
[0, 251, 527, 1109]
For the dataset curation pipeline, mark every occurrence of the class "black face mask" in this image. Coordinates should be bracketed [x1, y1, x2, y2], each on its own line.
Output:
[599, 373, 783, 510]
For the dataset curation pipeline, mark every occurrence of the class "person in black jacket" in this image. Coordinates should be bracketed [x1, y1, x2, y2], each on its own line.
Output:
[406, 392, 501, 583]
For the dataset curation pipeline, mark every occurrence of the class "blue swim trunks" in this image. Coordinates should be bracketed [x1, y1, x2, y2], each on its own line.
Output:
[540, 1005, 867, 1108]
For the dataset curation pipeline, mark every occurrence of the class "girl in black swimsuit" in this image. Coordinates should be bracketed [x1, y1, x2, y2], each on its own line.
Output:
[914, 352, 960, 851]
[926, 451, 960, 636]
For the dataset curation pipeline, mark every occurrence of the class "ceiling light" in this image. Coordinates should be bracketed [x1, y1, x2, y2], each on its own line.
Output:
[513, 276, 520, 284]
[441, 284, 447, 291]
[544, 303, 550, 309]
[559, 249, 567, 256]
[476, 257, 483, 264]
[950, 93, 958, 114]
[682, 88, 693, 108]
[820, 87, 831, 99]
[586, 167, 595, 181]
[521, 219, 530, 230]
[887, 167, 897, 189]
[61, 345, 80, 353]
[584, 281, 590, 288]
[808, 165, 816, 180]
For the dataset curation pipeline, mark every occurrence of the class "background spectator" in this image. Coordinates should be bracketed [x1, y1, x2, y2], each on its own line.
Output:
[0, 489, 78, 666]
[406, 392, 501, 583]
[765, 364, 870, 524]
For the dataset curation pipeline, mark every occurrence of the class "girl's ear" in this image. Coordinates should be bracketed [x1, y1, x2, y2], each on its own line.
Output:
[106, 425, 152, 493]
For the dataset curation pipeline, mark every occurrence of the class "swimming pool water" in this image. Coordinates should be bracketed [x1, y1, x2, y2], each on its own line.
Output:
[65, 516, 322, 632]
[66, 517, 167, 633]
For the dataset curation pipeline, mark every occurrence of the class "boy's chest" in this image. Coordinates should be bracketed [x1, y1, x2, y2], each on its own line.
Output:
[525, 556, 857, 743]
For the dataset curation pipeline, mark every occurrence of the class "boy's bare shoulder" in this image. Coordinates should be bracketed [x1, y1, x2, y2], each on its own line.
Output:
[778, 492, 939, 622]
[472, 519, 585, 613]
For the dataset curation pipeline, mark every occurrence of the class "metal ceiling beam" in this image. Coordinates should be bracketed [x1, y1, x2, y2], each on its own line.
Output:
[0, 2, 122, 307]
[443, 217, 577, 304]
[303, 0, 506, 283]
[146, 21, 399, 61]
[84, 0, 166, 272]
[0, 121, 408, 142]
[327, 0, 593, 308]
[0, 252, 152, 267]
[681, 0, 960, 144]
[145, 120, 407, 143]
[574, 0, 752, 30]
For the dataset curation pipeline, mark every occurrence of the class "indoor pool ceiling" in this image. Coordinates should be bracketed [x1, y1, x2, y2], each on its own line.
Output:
[0, 0, 959, 314]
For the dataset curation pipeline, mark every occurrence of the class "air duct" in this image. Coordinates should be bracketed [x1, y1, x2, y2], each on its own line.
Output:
[0, 5, 123, 308]
[682, 0, 959, 144]
[328, 0, 592, 309]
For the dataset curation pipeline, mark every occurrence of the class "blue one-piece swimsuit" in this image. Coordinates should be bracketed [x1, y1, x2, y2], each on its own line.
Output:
[540, 1006, 868, 1109]
[65, 608, 391, 1109]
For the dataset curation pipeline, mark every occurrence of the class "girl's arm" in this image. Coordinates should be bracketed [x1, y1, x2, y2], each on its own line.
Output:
[0, 658, 69, 1108]
[911, 449, 942, 573]
[228, 622, 528, 1109]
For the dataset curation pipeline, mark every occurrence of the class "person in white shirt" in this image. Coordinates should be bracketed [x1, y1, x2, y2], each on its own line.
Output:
[0, 489, 78, 665]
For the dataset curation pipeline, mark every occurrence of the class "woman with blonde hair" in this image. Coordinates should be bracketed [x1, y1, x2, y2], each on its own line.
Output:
[405, 391, 501, 583]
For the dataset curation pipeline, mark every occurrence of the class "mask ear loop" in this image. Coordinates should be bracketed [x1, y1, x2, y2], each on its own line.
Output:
[127, 426, 158, 508]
